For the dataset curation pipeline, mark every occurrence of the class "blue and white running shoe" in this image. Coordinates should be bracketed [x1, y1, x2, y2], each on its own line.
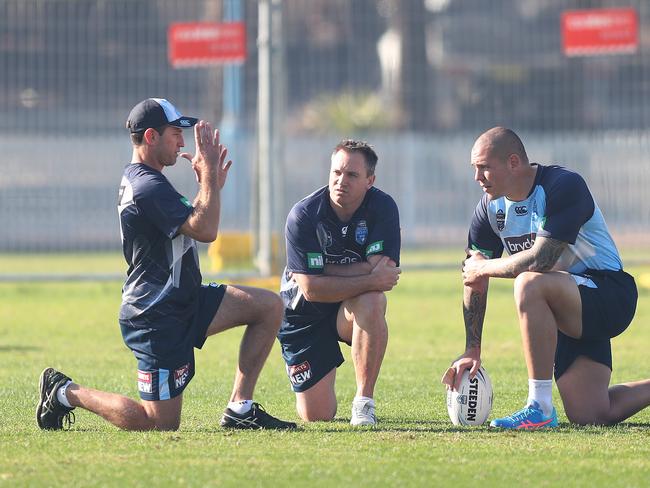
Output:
[490, 400, 558, 430]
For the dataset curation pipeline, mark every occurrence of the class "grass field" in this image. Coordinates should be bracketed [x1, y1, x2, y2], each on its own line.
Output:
[1, 255, 649, 486]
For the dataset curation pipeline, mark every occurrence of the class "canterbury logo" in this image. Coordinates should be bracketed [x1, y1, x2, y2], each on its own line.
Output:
[514, 205, 528, 215]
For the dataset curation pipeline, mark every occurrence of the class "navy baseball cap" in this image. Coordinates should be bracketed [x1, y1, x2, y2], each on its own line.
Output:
[126, 98, 198, 133]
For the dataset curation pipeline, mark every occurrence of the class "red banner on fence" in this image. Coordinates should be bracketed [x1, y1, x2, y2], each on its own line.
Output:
[561, 8, 638, 57]
[168, 22, 246, 67]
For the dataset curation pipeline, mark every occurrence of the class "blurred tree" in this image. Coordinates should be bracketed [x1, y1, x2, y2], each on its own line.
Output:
[394, 0, 431, 131]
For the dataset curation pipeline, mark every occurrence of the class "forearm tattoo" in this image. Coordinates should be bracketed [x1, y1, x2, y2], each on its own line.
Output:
[501, 237, 567, 277]
[463, 288, 487, 349]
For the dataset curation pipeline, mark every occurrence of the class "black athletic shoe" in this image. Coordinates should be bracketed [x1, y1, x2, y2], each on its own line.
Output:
[220, 402, 297, 430]
[36, 367, 76, 430]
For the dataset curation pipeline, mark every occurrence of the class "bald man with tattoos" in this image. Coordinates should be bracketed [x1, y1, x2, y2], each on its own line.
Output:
[441, 127, 650, 429]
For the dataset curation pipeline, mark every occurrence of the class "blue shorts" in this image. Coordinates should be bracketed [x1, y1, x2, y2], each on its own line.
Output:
[120, 283, 227, 400]
[278, 304, 345, 393]
[554, 269, 637, 380]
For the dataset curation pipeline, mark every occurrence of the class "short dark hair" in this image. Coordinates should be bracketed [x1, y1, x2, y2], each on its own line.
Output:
[332, 139, 378, 176]
[130, 125, 167, 146]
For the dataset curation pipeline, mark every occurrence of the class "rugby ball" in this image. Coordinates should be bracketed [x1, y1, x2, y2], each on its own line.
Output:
[446, 366, 493, 426]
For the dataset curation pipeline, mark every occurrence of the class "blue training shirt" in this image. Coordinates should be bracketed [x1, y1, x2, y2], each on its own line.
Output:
[281, 185, 401, 318]
[117, 163, 202, 328]
[468, 164, 622, 274]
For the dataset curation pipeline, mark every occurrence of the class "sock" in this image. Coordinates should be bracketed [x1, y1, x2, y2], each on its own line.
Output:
[527, 379, 553, 417]
[56, 380, 73, 408]
[227, 400, 253, 415]
[353, 396, 374, 405]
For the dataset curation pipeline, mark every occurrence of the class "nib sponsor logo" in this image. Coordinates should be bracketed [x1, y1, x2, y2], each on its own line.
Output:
[288, 361, 312, 386]
[307, 253, 324, 269]
[504, 233, 536, 254]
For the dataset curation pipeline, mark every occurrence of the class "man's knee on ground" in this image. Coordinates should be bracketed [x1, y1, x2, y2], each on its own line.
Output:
[153, 418, 181, 431]
[295, 381, 337, 422]
[296, 399, 337, 422]
[136, 413, 180, 431]
[564, 406, 611, 426]
[140, 401, 181, 431]
[558, 360, 614, 427]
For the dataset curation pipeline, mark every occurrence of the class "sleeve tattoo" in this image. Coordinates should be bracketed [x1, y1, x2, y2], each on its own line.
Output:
[461, 237, 566, 349]
[463, 287, 487, 349]
[501, 236, 567, 277]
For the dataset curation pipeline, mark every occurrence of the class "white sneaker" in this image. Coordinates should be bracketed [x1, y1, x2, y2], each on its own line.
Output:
[350, 397, 376, 426]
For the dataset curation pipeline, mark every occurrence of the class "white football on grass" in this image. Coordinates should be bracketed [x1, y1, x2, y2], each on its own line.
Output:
[446, 366, 493, 426]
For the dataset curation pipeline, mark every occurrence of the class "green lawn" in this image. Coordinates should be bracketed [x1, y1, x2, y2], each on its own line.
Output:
[1, 247, 648, 276]
[0, 263, 649, 486]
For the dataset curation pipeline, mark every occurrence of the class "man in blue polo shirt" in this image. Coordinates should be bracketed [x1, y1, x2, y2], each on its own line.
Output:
[37, 98, 295, 431]
[279, 139, 401, 426]
[441, 127, 650, 428]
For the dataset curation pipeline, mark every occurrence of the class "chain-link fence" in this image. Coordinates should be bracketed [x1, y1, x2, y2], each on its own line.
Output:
[2, 0, 650, 253]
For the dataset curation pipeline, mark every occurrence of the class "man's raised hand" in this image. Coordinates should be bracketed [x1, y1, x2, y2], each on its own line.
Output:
[181, 121, 232, 189]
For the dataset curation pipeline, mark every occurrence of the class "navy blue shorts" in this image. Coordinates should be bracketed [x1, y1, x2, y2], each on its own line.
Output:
[120, 283, 227, 400]
[278, 305, 345, 393]
[554, 269, 637, 380]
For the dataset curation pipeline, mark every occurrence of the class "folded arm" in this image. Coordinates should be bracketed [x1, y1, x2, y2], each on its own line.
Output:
[292, 255, 400, 303]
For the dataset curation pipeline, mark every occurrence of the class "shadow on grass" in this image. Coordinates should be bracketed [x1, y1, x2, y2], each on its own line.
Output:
[558, 421, 650, 432]
[0, 344, 40, 353]
[58, 417, 650, 434]
[315, 417, 650, 434]
[318, 417, 487, 433]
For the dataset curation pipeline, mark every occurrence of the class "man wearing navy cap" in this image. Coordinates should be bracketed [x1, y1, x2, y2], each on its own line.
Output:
[36, 98, 296, 431]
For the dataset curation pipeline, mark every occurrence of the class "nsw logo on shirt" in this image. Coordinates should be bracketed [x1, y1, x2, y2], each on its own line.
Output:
[355, 220, 368, 245]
